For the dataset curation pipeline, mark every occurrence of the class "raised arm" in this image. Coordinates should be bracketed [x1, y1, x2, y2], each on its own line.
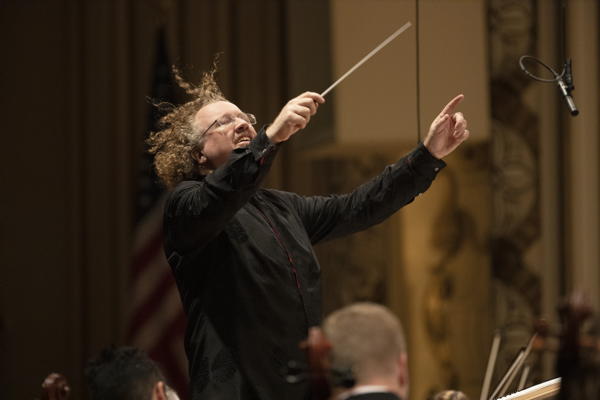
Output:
[423, 94, 469, 159]
[280, 143, 445, 244]
[164, 92, 325, 254]
[266, 91, 325, 143]
[282, 94, 469, 244]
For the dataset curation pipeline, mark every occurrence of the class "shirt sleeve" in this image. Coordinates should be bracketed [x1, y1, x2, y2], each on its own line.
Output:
[281, 143, 446, 244]
[163, 128, 278, 254]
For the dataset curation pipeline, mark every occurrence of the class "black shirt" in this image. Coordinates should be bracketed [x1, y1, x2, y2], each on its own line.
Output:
[163, 129, 445, 400]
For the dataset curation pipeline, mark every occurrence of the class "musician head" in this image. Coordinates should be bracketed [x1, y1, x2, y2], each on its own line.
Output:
[323, 302, 409, 399]
[85, 346, 179, 400]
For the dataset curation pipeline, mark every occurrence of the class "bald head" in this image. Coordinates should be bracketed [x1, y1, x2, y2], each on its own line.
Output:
[323, 302, 407, 386]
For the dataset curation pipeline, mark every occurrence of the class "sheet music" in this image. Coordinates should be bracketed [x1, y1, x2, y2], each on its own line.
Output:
[496, 377, 561, 400]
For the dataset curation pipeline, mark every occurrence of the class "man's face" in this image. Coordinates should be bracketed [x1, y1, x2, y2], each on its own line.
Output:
[192, 101, 257, 169]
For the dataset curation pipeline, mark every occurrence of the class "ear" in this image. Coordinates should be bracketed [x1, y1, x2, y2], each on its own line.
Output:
[151, 381, 167, 400]
[193, 149, 208, 166]
[397, 353, 409, 399]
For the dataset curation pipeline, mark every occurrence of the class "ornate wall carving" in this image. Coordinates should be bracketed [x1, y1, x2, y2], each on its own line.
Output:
[418, 143, 493, 399]
[489, 0, 543, 382]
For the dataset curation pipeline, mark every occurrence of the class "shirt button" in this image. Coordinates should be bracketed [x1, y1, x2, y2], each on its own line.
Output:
[434, 167, 440, 172]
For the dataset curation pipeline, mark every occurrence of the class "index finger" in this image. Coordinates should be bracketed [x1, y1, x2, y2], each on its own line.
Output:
[301, 91, 325, 104]
[440, 94, 464, 116]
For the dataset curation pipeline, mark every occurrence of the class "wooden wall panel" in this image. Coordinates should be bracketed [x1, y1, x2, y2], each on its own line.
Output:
[0, 1, 83, 398]
[0, 0, 135, 397]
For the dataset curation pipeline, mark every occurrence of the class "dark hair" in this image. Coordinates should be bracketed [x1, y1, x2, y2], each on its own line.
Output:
[85, 346, 165, 400]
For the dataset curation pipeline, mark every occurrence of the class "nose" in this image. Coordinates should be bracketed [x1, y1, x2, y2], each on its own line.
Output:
[234, 119, 249, 133]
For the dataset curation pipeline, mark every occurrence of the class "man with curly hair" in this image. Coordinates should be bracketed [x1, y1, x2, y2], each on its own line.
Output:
[148, 66, 469, 400]
[85, 346, 179, 400]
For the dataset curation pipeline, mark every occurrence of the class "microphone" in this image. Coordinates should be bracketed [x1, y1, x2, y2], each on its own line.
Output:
[519, 55, 580, 117]
[557, 59, 579, 116]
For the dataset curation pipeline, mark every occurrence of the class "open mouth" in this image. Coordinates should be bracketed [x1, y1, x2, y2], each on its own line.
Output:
[235, 136, 252, 145]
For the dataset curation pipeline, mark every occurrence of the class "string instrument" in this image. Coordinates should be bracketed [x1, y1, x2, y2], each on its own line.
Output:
[286, 327, 355, 400]
[555, 293, 599, 400]
[480, 290, 600, 400]
[40, 373, 71, 400]
[490, 292, 600, 400]
[302, 327, 334, 400]
[526, 293, 599, 400]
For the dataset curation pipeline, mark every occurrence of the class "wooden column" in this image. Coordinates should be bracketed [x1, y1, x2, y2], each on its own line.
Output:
[565, 0, 600, 308]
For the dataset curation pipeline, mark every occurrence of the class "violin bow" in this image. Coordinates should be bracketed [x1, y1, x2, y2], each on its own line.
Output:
[480, 331, 502, 400]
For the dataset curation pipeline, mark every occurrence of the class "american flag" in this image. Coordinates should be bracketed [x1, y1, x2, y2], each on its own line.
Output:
[129, 26, 189, 398]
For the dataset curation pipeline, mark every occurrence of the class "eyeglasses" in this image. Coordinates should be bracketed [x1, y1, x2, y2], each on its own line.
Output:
[200, 112, 257, 138]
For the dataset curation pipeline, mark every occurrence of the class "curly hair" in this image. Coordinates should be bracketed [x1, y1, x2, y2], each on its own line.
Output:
[147, 61, 226, 189]
[85, 346, 166, 400]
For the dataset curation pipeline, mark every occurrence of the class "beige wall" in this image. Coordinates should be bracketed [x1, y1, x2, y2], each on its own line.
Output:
[328, 0, 489, 147]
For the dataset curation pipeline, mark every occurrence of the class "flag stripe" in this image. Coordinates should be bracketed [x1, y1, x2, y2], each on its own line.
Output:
[132, 228, 164, 280]
[132, 256, 171, 310]
[149, 312, 188, 398]
[129, 26, 188, 397]
[133, 198, 165, 251]
[129, 269, 176, 338]
[131, 283, 182, 349]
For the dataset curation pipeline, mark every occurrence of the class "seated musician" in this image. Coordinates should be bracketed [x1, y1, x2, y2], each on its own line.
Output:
[84, 346, 179, 400]
[322, 302, 409, 400]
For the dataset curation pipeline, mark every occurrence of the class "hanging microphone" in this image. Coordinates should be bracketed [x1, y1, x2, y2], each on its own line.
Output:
[557, 59, 578, 116]
[518, 55, 579, 117]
